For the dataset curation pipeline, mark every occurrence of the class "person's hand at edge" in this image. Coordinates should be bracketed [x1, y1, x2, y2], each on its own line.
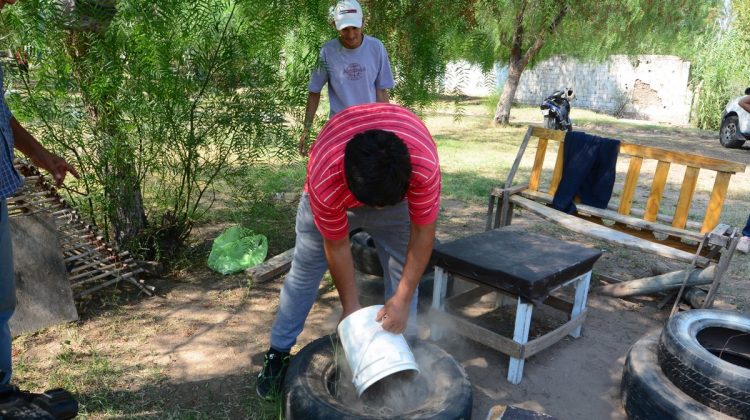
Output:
[32, 150, 80, 187]
[376, 295, 409, 334]
[299, 128, 310, 156]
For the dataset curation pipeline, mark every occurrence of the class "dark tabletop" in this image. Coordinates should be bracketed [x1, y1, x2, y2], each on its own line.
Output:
[431, 229, 602, 305]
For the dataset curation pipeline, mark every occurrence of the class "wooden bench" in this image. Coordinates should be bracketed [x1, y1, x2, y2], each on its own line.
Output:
[487, 126, 747, 306]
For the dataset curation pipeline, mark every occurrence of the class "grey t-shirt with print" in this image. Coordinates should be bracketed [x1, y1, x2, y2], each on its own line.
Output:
[308, 35, 395, 117]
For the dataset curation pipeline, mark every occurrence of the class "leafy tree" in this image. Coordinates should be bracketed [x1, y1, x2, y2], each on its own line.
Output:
[0, 0, 482, 261]
[459, 0, 721, 124]
[363, 1, 474, 110]
[2, 0, 296, 257]
[692, 0, 750, 130]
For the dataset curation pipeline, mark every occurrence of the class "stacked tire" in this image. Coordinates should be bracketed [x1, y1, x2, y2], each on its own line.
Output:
[350, 229, 444, 296]
[622, 310, 750, 419]
[350, 229, 385, 277]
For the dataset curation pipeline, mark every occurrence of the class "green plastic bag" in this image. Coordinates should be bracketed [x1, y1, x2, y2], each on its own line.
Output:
[207, 226, 268, 275]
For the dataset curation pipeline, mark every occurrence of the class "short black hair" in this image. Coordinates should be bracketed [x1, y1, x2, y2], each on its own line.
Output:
[344, 129, 412, 207]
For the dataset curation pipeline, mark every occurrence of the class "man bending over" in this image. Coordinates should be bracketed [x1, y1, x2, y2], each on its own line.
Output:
[257, 102, 441, 399]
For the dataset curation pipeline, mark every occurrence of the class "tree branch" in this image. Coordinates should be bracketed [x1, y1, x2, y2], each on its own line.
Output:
[509, 0, 528, 59]
[521, 3, 569, 67]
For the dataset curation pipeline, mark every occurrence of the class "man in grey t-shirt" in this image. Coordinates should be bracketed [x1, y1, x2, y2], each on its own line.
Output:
[298, 0, 395, 155]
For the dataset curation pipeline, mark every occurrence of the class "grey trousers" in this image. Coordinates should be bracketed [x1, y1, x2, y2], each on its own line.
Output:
[270, 193, 415, 352]
[0, 199, 15, 384]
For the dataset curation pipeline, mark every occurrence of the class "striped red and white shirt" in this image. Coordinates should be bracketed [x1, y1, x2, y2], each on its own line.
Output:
[305, 103, 441, 240]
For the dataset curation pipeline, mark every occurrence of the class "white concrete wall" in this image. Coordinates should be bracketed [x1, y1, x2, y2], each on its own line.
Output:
[442, 55, 693, 125]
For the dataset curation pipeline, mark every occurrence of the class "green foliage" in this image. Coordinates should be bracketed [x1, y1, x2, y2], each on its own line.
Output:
[458, 0, 721, 123]
[2, 0, 298, 257]
[692, 0, 750, 130]
[551, 1, 720, 60]
[362, 1, 474, 110]
[464, 0, 720, 64]
[0, 0, 466, 261]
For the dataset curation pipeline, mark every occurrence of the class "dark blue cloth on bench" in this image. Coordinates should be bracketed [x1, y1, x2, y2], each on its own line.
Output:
[552, 131, 620, 214]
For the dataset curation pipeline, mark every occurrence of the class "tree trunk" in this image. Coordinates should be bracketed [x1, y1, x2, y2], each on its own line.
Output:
[86, 107, 146, 249]
[494, 57, 526, 125]
[98, 119, 146, 248]
[65, 14, 147, 250]
[107, 158, 146, 248]
[492, 3, 568, 125]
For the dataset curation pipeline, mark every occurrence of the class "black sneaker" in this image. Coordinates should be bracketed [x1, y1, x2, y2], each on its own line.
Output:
[256, 348, 290, 400]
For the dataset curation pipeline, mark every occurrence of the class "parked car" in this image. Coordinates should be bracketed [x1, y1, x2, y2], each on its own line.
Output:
[719, 87, 750, 148]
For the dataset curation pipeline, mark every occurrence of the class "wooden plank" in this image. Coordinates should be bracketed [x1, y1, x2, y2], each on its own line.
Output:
[508, 299, 533, 384]
[618, 157, 643, 216]
[707, 223, 730, 247]
[432, 267, 449, 312]
[488, 184, 529, 230]
[429, 308, 523, 359]
[504, 126, 535, 188]
[673, 166, 699, 229]
[430, 267, 451, 341]
[490, 184, 530, 198]
[703, 232, 740, 308]
[548, 143, 565, 196]
[701, 172, 732, 234]
[486, 194, 497, 231]
[445, 285, 494, 309]
[442, 269, 575, 313]
[595, 265, 715, 297]
[523, 312, 587, 358]
[644, 161, 671, 222]
[569, 272, 591, 338]
[245, 247, 294, 283]
[528, 138, 548, 191]
[609, 202, 703, 232]
[619, 143, 746, 173]
[510, 195, 709, 265]
[520, 190, 705, 242]
[530, 126, 566, 141]
[543, 295, 574, 313]
[499, 126, 535, 227]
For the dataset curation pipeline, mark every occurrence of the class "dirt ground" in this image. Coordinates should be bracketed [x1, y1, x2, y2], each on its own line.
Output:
[15, 121, 750, 419]
[53, 200, 742, 420]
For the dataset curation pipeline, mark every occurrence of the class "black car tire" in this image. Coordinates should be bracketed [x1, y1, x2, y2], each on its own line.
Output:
[350, 229, 384, 277]
[719, 114, 746, 148]
[621, 333, 731, 420]
[350, 229, 440, 280]
[658, 309, 750, 419]
[284, 334, 472, 419]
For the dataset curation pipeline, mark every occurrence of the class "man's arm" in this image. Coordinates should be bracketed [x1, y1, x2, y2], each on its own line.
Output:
[375, 89, 389, 103]
[299, 92, 321, 156]
[11, 117, 79, 186]
[739, 95, 750, 114]
[323, 236, 362, 321]
[376, 221, 435, 333]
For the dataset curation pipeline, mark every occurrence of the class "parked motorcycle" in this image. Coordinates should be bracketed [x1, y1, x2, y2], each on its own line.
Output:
[540, 88, 574, 131]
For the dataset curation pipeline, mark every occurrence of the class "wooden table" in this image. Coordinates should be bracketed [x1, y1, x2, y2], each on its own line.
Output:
[429, 228, 602, 384]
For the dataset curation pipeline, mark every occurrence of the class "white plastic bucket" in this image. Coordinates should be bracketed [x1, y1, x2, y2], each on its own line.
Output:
[337, 305, 419, 396]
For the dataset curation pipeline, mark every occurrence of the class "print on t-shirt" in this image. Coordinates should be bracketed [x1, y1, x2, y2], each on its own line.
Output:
[344, 63, 365, 80]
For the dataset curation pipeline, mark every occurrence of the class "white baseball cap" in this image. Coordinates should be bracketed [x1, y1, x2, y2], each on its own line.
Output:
[332, 0, 363, 30]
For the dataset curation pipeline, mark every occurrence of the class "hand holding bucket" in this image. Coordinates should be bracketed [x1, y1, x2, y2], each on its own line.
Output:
[337, 305, 419, 396]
